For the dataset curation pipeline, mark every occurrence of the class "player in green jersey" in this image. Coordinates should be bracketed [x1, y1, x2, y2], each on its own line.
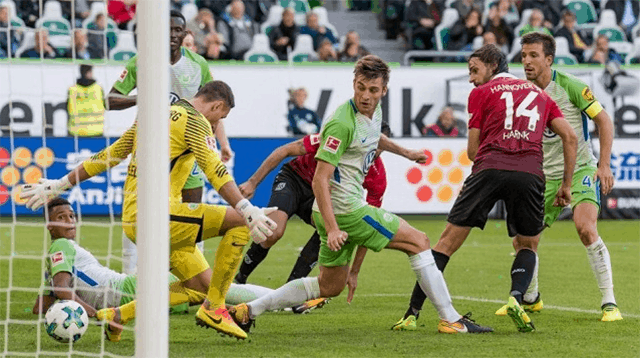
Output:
[228, 56, 493, 335]
[496, 33, 621, 321]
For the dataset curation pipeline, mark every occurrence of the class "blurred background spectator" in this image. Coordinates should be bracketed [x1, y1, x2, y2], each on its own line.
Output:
[339, 30, 369, 62]
[0, 3, 19, 58]
[484, 2, 513, 53]
[422, 107, 461, 137]
[66, 28, 91, 59]
[182, 29, 198, 52]
[453, 0, 484, 19]
[187, 8, 217, 55]
[217, 0, 258, 60]
[87, 13, 108, 59]
[497, 0, 519, 27]
[300, 11, 338, 51]
[108, 0, 137, 30]
[313, 38, 338, 61]
[287, 87, 320, 135]
[449, 8, 482, 51]
[521, 0, 562, 28]
[203, 31, 225, 60]
[21, 28, 60, 59]
[406, 0, 442, 50]
[519, 8, 552, 37]
[588, 34, 624, 65]
[555, 10, 590, 62]
[482, 31, 499, 47]
[67, 64, 105, 137]
[604, 0, 638, 39]
[269, 7, 298, 61]
[16, 0, 40, 28]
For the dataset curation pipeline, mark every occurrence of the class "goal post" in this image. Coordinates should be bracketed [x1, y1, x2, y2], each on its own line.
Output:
[135, 0, 170, 357]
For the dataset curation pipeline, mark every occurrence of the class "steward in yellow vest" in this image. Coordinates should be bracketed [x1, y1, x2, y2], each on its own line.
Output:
[67, 64, 105, 136]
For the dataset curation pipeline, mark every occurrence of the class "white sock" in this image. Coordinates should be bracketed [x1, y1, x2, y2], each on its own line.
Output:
[409, 250, 460, 323]
[226, 283, 274, 305]
[247, 277, 320, 318]
[196, 241, 205, 253]
[586, 237, 616, 306]
[122, 234, 137, 275]
[523, 253, 539, 303]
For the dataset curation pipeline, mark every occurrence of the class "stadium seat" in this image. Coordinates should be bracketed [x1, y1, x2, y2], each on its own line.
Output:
[472, 35, 483, 50]
[181, 3, 198, 22]
[42, 0, 63, 18]
[34, 0, 71, 50]
[14, 29, 34, 58]
[593, 9, 627, 42]
[109, 31, 136, 61]
[244, 34, 278, 62]
[289, 34, 315, 62]
[261, 5, 284, 35]
[0, 0, 24, 28]
[312, 7, 339, 38]
[513, 9, 533, 40]
[608, 41, 634, 62]
[631, 22, 640, 41]
[445, 0, 457, 8]
[627, 38, 640, 65]
[435, 8, 459, 51]
[563, 0, 597, 25]
[87, 1, 106, 21]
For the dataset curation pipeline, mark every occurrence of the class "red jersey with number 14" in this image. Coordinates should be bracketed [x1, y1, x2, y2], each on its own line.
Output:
[468, 73, 563, 178]
[288, 134, 387, 208]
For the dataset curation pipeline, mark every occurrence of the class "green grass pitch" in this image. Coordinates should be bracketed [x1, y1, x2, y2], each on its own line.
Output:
[1, 217, 638, 357]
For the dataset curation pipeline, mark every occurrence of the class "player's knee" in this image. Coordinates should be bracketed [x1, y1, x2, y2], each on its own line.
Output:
[576, 223, 598, 245]
[319, 282, 345, 298]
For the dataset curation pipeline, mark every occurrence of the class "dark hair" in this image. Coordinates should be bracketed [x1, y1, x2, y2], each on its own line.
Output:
[80, 64, 92, 78]
[354, 55, 390, 87]
[170, 9, 186, 25]
[469, 44, 509, 75]
[562, 9, 576, 19]
[195, 80, 235, 108]
[521, 32, 556, 61]
[381, 121, 391, 137]
[45, 198, 71, 218]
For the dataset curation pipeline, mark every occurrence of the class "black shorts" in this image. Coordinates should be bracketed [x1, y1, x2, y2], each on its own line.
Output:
[447, 169, 545, 237]
[267, 164, 315, 225]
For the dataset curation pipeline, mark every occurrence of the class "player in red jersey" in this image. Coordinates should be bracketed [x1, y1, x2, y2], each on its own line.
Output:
[392, 44, 578, 333]
[234, 125, 426, 307]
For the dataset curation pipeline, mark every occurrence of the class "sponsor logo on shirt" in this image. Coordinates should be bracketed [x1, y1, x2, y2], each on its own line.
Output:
[118, 69, 128, 82]
[187, 203, 199, 210]
[310, 134, 320, 145]
[205, 136, 217, 151]
[50, 251, 64, 267]
[324, 136, 341, 154]
[275, 182, 286, 191]
[582, 87, 594, 102]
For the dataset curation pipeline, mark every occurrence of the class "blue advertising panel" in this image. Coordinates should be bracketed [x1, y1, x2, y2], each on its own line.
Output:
[0, 137, 295, 216]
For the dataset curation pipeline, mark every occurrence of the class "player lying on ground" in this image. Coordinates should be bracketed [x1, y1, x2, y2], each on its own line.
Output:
[32, 198, 273, 342]
[495, 33, 621, 321]
[229, 55, 493, 334]
[21, 81, 275, 340]
[392, 44, 577, 333]
[235, 124, 426, 311]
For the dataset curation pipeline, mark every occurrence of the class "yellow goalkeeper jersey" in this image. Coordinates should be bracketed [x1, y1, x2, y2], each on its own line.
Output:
[82, 99, 233, 223]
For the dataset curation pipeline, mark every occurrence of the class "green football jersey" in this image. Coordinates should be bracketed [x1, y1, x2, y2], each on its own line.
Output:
[313, 99, 383, 215]
[113, 47, 213, 104]
[542, 70, 602, 179]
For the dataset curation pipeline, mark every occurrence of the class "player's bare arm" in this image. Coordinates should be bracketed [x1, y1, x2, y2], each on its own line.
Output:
[549, 117, 578, 207]
[466, 128, 481, 161]
[347, 246, 368, 304]
[107, 87, 137, 111]
[313, 160, 347, 252]
[50, 272, 97, 317]
[239, 139, 307, 199]
[591, 110, 615, 194]
[377, 134, 427, 163]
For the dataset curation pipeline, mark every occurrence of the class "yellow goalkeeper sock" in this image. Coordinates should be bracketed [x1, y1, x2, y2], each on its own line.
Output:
[169, 281, 207, 305]
[118, 300, 137, 325]
[207, 226, 250, 309]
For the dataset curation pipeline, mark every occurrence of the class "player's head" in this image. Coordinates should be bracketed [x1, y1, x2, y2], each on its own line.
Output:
[193, 80, 235, 125]
[170, 10, 187, 53]
[521, 32, 555, 81]
[467, 44, 508, 87]
[45, 198, 76, 240]
[353, 55, 390, 116]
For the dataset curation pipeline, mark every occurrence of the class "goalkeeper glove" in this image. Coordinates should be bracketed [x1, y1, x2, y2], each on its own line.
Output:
[20, 176, 73, 211]
[235, 199, 278, 244]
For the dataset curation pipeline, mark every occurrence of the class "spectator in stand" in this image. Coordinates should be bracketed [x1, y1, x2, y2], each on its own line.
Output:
[519, 8, 552, 37]
[287, 87, 321, 135]
[198, 0, 231, 19]
[217, 0, 258, 60]
[422, 107, 460, 137]
[588, 34, 624, 65]
[65, 29, 91, 60]
[312, 38, 338, 62]
[449, 8, 483, 51]
[182, 29, 198, 52]
[21, 28, 60, 59]
[339, 30, 370, 62]
[521, 0, 562, 29]
[16, 0, 40, 28]
[406, 0, 442, 50]
[484, 2, 513, 53]
[497, 0, 519, 27]
[87, 13, 108, 59]
[605, 0, 638, 39]
[269, 7, 298, 61]
[108, 0, 137, 30]
[300, 11, 338, 51]
[555, 10, 590, 62]
[0, 3, 19, 58]
[482, 31, 500, 48]
[58, 0, 92, 28]
[452, 0, 484, 20]
[187, 8, 217, 55]
[202, 31, 225, 60]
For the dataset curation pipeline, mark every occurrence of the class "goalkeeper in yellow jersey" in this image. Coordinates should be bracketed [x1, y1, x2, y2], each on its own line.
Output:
[20, 81, 277, 340]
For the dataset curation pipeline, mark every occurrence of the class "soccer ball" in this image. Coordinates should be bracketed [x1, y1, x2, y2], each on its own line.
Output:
[44, 300, 89, 343]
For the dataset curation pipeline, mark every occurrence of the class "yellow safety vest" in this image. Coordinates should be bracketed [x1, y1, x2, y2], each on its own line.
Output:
[67, 83, 105, 137]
